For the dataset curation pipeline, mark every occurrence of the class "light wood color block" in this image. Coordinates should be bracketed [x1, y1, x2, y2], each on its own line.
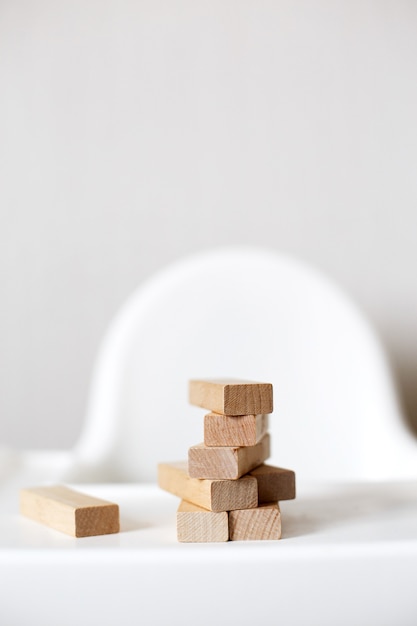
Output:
[204, 413, 269, 447]
[20, 486, 120, 537]
[177, 500, 229, 542]
[158, 461, 257, 511]
[188, 433, 270, 480]
[189, 379, 273, 416]
[249, 464, 296, 504]
[229, 503, 281, 541]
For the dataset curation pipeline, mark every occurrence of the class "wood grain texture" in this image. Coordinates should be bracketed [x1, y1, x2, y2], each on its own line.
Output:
[204, 413, 269, 447]
[20, 486, 120, 537]
[229, 503, 281, 541]
[188, 433, 270, 480]
[177, 500, 229, 542]
[158, 461, 258, 511]
[189, 379, 273, 415]
[249, 464, 296, 503]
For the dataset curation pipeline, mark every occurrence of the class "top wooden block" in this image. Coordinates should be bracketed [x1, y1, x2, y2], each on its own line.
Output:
[189, 379, 273, 415]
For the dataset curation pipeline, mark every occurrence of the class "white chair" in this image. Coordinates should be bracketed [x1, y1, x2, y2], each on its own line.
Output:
[2, 246, 416, 491]
[2, 247, 417, 626]
[68, 245, 417, 483]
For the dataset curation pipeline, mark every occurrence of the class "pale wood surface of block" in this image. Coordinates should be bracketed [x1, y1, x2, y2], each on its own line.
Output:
[229, 503, 281, 541]
[177, 500, 229, 542]
[249, 464, 296, 503]
[158, 462, 258, 511]
[188, 433, 270, 480]
[204, 413, 269, 447]
[189, 379, 273, 415]
[20, 486, 120, 537]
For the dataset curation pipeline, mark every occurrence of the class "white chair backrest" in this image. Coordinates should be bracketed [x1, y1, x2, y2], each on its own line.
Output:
[71, 247, 417, 482]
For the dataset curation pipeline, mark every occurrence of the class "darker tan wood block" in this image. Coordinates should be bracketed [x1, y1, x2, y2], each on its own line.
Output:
[249, 464, 296, 503]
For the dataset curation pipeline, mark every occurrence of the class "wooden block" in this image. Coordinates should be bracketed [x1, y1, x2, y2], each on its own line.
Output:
[177, 500, 229, 542]
[229, 503, 281, 541]
[188, 433, 270, 480]
[249, 464, 296, 503]
[189, 379, 273, 415]
[204, 413, 269, 447]
[20, 486, 120, 537]
[158, 461, 258, 511]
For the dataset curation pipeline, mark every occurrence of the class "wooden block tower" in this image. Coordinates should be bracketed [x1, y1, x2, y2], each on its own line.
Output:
[158, 378, 296, 542]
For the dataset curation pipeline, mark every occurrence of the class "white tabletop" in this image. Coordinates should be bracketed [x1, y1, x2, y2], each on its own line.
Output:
[1, 481, 417, 626]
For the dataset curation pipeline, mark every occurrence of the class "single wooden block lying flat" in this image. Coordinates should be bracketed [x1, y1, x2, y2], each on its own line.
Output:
[204, 413, 269, 447]
[229, 503, 281, 541]
[177, 500, 229, 542]
[249, 464, 296, 504]
[20, 486, 120, 537]
[188, 433, 270, 480]
[189, 379, 273, 415]
[158, 461, 258, 511]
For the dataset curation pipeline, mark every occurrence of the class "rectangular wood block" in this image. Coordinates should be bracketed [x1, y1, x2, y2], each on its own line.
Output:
[189, 379, 273, 415]
[158, 461, 258, 511]
[188, 433, 270, 480]
[20, 486, 120, 537]
[249, 464, 296, 503]
[177, 500, 229, 542]
[229, 503, 281, 541]
[204, 413, 269, 447]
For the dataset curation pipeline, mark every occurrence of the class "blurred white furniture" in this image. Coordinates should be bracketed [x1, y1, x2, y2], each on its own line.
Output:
[2, 246, 417, 489]
[1, 247, 417, 626]
[71, 246, 416, 483]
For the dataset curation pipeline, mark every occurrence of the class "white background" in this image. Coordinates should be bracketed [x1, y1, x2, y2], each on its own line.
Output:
[0, 0, 416, 449]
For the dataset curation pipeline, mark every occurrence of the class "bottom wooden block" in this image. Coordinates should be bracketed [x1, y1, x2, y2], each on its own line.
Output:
[20, 485, 120, 537]
[177, 500, 229, 543]
[228, 503, 281, 541]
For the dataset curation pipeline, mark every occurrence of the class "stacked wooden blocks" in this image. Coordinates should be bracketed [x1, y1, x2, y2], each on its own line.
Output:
[158, 379, 296, 542]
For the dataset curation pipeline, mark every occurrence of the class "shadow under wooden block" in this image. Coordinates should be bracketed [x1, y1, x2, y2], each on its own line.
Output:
[188, 434, 270, 480]
[158, 461, 258, 511]
[189, 379, 273, 415]
[229, 503, 281, 541]
[249, 464, 296, 504]
[20, 486, 120, 537]
[177, 500, 229, 542]
[204, 413, 269, 447]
